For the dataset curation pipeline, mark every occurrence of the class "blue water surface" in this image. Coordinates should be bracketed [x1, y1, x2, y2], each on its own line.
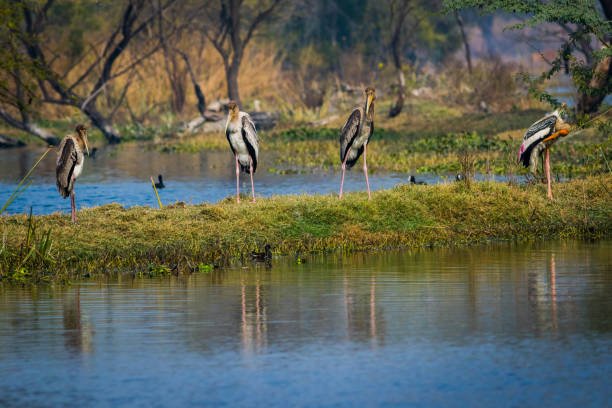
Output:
[0, 240, 610, 407]
[0, 144, 483, 215]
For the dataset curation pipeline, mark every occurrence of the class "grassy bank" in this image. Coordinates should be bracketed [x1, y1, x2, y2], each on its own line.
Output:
[1, 175, 610, 284]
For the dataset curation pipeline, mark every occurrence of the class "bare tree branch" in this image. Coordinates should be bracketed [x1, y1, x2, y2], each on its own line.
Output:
[243, 0, 283, 47]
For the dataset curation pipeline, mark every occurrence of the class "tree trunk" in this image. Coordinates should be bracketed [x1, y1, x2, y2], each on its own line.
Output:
[0, 134, 26, 148]
[25, 123, 59, 145]
[388, 21, 405, 118]
[455, 11, 473, 74]
[177, 50, 206, 117]
[163, 51, 186, 114]
[577, 54, 611, 114]
[389, 69, 405, 118]
[194, 83, 206, 117]
[600, 0, 612, 20]
[0, 108, 59, 145]
[83, 105, 122, 144]
[226, 63, 241, 106]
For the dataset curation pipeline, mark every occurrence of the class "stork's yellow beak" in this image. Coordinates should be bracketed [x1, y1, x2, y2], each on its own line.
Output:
[84, 138, 90, 156]
[366, 93, 374, 115]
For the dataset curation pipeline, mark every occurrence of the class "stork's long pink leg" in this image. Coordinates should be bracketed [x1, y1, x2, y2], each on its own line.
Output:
[363, 143, 371, 199]
[235, 155, 241, 203]
[70, 190, 77, 223]
[339, 159, 348, 199]
[545, 147, 553, 200]
[249, 159, 256, 203]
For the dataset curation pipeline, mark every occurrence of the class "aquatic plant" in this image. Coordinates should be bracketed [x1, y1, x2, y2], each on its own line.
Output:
[145, 263, 172, 277]
[150, 176, 164, 209]
[457, 150, 476, 188]
[1, 147, 53, 215]
[197, 263, 214, 273]
[0, 209, 56, 284]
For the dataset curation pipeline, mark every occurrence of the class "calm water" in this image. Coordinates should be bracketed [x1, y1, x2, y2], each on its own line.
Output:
[0, 145, 505, 215]
[1, 240, 610, 407]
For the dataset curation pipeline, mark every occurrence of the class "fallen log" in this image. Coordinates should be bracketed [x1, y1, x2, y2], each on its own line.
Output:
[0, 134, 26, 148]
[249, 111, 280, 130]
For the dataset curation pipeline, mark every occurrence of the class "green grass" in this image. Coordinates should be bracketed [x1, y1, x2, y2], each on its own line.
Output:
[1, 174, 610, 284]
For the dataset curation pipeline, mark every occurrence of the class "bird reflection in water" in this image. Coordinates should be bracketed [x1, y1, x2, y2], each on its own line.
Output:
[527, 252, 559, 333]
[344, 271, 383, 347]
[63, 287, 93, 354]
[370, 276, 378, 346]
[550, 253, 558, 331]
[240, 276, 267, 355]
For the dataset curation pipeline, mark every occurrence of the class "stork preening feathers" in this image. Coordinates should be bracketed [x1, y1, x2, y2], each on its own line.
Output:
[56, 124, 89, 223]
[518, 105, 572, 200]
[225, 101, 259, 203]
[339, 87, 376, 199]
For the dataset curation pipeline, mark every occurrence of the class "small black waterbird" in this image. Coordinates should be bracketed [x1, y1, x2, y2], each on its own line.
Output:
[154, 174, 165, 189]
[409, 175, 427, 185]
[251, 244, 272, 262]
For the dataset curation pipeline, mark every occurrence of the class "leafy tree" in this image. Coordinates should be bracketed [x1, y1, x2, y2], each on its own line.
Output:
[276, 0, 460, 109]
[444, 0, 611, 114]
[0, 1, 57, 143]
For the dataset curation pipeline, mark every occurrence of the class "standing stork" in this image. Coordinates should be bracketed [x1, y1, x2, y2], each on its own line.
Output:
[339, 87, 376, 199]
[518, 105, 572, 200]
[225, 101, 259, 203]
[56, 124, 89, 223]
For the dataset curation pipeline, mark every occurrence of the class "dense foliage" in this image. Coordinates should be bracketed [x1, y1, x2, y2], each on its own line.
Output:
[0, 0, 609, 143]
[444, 0, 611, 113]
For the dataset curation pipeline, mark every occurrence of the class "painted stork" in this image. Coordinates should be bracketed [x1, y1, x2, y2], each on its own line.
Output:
[339, 87, 376, 199]
[518, 105, 571, 200]
[56, 124, 89, 223]
[225, 101, 259, 203]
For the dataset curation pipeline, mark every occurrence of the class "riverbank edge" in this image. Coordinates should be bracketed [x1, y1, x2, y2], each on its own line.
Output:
[1, 175, 610, 283]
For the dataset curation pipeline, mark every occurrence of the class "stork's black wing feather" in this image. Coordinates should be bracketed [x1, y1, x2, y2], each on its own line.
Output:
[339, 108, 361, 163]
[518, 115, 557, 168]
[241, 115, 259, 173]
[56, 138, 77, 198]
[225, 128, 237, 156]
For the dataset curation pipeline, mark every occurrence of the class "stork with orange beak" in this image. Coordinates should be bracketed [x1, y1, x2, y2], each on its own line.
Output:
[518, 104, 572, 200]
